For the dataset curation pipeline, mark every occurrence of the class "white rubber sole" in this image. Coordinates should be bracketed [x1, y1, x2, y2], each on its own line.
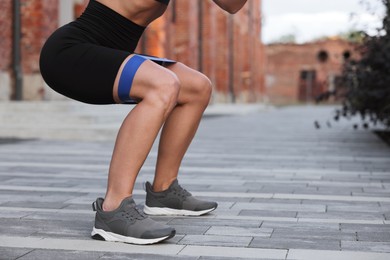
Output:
[143, 205, 216, 216]
[91, 227, 172, 245]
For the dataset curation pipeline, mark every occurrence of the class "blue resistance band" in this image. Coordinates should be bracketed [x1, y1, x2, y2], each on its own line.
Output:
[118, 55, 147, 104]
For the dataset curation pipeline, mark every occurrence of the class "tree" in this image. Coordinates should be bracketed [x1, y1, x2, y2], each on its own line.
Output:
[317, 0, 390, 129]
[338, 29, 365, 43]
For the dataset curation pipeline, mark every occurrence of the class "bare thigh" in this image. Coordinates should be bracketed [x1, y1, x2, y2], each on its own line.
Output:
[112, 55, 180, 104]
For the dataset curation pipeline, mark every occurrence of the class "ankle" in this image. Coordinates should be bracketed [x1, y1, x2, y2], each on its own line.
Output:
[152, 177, 177, 192]
[103, 194, 131, 212]
[102, 200, 119, 212]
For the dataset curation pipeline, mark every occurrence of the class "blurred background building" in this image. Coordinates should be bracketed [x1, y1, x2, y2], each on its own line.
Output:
[265, 38, 359, 104]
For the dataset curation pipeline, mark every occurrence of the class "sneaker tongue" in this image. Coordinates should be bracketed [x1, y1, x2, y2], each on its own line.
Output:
[122, 196, 136, 211]
[170, 179, 191, 196]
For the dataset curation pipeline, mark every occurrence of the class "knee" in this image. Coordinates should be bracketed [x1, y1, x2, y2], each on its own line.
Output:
[192, 75, 213, 105]
[146, 73, 180, 112]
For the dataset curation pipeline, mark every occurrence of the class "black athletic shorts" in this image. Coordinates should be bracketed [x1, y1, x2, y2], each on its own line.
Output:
[40, 0, 173, 105]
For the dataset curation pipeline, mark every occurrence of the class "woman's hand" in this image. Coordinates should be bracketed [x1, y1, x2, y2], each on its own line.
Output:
[212, 0, 247, 14]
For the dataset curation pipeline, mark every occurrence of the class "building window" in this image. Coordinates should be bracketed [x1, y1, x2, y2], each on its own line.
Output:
[317, 50, 329, 63]
[343, 50, 351, 61]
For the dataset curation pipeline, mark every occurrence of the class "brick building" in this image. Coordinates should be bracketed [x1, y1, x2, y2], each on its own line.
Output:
[1, 0, 265, 103]
[265, 38, 359, 104]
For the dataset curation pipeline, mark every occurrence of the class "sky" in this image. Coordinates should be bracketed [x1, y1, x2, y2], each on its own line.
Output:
[262, 0, 385, 44]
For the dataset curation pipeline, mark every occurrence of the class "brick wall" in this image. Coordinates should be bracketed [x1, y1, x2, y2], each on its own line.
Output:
[0, 0, 12, 72]
[21, 0, 58, 74]
[0, 0, 13, 100]
[21, 0, 59, 100]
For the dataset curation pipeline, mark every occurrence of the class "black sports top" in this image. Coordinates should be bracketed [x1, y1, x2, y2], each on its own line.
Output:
[155, 0, 170, 5]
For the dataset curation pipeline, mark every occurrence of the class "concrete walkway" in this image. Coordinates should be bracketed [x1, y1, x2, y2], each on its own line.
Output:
[0, 102, 389, 259]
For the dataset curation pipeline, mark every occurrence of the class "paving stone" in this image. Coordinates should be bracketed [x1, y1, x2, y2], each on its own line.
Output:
[0, 210, 31, 219]
[0, 247, 33, 260]
[342, 241, 390, 253]
[211, 209, 241, 217]
[353, 192, 390, 197]
[22, 212, 94, 222]
[232, 202, 326, 212]
[364, 187, 390, 193]
[205, 226, 273, 237]
[380, 203, 390, 210]
[31, 228, 92, 240]
[271, 229, 356, 241]
[179, 245, 287, 259]
[297, 211, 385, 221]
[287, 248, 390, 260]
[250, 198, 303, 204]
[239, 210, 298, 218]
[357, 232, 390, 242]
[199, 257, 278, 260]
[170, 225, 210, 235]
[0, 218, 93, 238]
[0, 193, 87, 204]
[290, 187, 320, 194]
[0, 176, 12, 182]
[18, 249, 104, 260]
[3, 178, 76, 188]
[208, 185, 249, 192]
[316, 187, 363, 195]
[341, 223, 390, 232]
[168, 218, 261, 228]
[0, 220, 37, 236]
[301, 200, 380, 207]
[261, 221, 340, 231]
[199, 196, 253, 202]
[100, 252, 197, 260]
[61, 203, 93, 210]
[1, 201, 67, 209]
[248, 185, 307, 193]
[209, 202, 234, 210]
[249, 237, 340, 250]
[162, 235, 185, 245]
[178, 235, 252, 247]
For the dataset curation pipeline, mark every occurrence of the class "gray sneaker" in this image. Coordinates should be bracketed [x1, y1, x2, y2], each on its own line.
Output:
[144, 179, 218, 216]
[91, 196, 175, 245]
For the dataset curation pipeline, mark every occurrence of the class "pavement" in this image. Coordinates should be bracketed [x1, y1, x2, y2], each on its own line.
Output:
[0, 101, 390, 259]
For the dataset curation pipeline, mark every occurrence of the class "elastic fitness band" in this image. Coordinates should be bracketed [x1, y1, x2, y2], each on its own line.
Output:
[118, 55, 147, 103]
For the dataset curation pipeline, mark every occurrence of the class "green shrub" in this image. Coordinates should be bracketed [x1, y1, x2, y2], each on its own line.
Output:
[318, 0, 390, 128]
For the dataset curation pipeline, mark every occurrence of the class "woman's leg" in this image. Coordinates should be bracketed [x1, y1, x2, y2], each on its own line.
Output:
[103, 56, 180, 211]
[152, 63, 213, 192]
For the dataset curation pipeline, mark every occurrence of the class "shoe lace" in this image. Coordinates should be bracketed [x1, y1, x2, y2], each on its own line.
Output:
[172, 185, 191, 199]
[122, 206, 147, 221]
